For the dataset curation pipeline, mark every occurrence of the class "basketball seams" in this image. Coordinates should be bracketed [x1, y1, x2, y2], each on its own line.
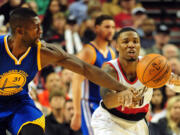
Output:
[137, 54, 171, 88]
[143, 57, 167, 85]
[151, 63, 171, 88]
[142, 55, 161, 83]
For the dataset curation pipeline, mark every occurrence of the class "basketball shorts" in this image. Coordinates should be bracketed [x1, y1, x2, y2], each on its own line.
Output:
[91, 104, 149, 135]
[0, 96, 45, 135]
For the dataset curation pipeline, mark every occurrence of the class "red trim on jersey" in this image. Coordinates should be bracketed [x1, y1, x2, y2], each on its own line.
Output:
[106, 62, 119, 81]
[117, 59, 138, 84]
[116, 104, 149, 114]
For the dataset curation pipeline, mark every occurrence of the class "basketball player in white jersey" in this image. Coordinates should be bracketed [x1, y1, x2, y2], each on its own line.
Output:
[91, 27, 180, 135]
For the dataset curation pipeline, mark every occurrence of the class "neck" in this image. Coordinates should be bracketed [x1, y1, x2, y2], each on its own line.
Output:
[93, 37, 108, 50]
[53, 112, 64, 123]
[8, 35, 29, 59]
[118, 57, 138, 79]
[156, 43, 164, 49]
[153, 105, 162, 113]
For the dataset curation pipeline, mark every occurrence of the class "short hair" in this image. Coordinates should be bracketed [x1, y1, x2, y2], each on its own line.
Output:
[49, 90, 65, 102]
[95, 15, 114, 26]
[9, 8, 37, 34]
[115, 27, 139, 41]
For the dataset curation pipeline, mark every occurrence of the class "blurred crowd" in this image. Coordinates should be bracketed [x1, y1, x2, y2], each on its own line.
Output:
[0, 0, 180, 135]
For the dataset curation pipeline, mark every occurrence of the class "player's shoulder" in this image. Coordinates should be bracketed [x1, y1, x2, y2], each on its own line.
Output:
[80, 43, 96, 56]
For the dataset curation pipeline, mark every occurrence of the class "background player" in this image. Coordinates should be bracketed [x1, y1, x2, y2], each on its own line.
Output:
[0, 8, 134, 135]
[70, 15, 116, 135]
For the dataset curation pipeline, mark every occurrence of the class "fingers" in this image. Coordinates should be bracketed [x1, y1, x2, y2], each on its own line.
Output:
[118, 90, 134, 110]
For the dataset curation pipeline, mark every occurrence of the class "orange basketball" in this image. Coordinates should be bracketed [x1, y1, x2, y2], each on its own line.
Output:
[136, 54, 171, 88]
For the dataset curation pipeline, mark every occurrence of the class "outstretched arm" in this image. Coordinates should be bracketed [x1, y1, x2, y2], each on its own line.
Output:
[40, 42, 127, 92]
[100, 63, 134, 109]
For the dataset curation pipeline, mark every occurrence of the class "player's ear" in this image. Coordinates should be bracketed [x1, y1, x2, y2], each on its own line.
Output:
[115, 42, 120, 52]
[95, 25, 100, 33]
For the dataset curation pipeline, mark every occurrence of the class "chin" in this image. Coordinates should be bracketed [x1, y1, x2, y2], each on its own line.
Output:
[127, 57, 137, 62]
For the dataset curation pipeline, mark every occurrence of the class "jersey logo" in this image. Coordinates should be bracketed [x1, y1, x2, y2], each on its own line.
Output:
[0, 70, 28, 96]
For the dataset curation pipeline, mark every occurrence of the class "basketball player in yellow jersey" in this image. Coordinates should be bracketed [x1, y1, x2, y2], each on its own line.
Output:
[91, 27, 180, 135]
[70, 15, 116, 134]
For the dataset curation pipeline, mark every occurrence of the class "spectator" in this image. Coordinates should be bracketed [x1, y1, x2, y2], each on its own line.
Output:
[59, 0, 69, 13]
[140, 18, 156, 49]
[0, 0, 25, 25]
[132, 7, 147, 36]
[168, 57, 180, 75]
[64, 15, 83, 54]
[21, 1, 38, 13]
[114, 0, 136, 28]
[162, 44, 180, 59]
[26, 0, 50, 15]
[165, 86, 176, 101]
[44, 12, 66, 48]
[0, 25, 8, 35]
[156, 96, 180, 135]
[68, 0, 89, 25]
[38, 72, 62, 107]
[150, 88, 167, 123]
[42, 0, 60, 36]
[64, 99, 82, 135]
[146, 23, 170, 54]
[46, 90, 67, 135]
[46, 91, 81, 135]
[102, 0, 122, 17]
[102, 0, 142, 17]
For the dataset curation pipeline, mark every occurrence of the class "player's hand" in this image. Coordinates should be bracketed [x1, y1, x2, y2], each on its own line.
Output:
[70, 113, 81, 131]
[117, 87, 135, 110]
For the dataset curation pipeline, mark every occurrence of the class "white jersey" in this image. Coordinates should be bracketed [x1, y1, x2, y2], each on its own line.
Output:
[91, 58, 151, 135]
[107, 58, 153, 108]
[101, 58, 153, 121]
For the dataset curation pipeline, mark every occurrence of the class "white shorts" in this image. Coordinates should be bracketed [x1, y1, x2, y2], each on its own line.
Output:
[91, 105, 149, 135]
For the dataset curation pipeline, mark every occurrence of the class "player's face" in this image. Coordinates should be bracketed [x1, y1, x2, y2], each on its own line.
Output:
[96, 20, 115, 42]
[22, 16, 42, 47]
[117, 31, 140, 62]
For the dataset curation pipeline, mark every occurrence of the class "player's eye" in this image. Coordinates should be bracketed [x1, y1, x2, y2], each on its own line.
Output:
[133, 40, 137, 43]
[123, 40, 129, 44]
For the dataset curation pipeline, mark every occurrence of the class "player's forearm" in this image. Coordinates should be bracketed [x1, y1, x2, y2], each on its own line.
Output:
[103, 92, 121, 109]
[83, 63, 127, 92]
[72, 74, 83, 115]
[58, 55, 127, 92]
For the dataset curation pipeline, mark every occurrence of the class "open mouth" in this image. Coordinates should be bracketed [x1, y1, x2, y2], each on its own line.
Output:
[127, 50, 136, 57]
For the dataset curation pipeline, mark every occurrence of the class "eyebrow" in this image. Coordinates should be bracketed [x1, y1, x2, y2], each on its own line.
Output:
[122, 37, 138, 40]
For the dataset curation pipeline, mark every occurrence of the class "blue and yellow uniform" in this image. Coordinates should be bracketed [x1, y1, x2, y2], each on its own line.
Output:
[0, 35, 45, 135]
[81, 43, 115, 135]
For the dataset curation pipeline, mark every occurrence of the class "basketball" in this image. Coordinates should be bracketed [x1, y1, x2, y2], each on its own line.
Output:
[136, 54, 172, 88]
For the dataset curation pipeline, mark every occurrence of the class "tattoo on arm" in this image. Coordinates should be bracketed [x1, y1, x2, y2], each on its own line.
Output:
[100, 64, 117, 98]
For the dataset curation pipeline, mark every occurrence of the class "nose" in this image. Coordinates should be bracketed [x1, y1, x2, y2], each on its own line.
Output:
[128, 41, 135, 48]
